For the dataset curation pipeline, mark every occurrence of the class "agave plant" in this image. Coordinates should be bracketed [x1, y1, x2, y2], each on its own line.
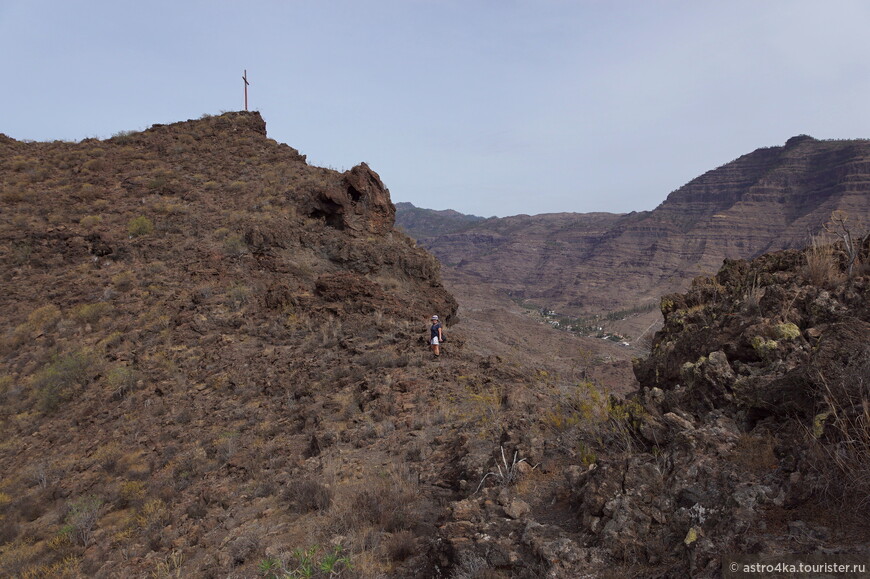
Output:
[475, 446, 538, 493]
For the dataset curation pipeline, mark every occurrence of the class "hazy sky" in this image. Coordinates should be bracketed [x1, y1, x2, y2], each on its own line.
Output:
[3, 1, 870, 217]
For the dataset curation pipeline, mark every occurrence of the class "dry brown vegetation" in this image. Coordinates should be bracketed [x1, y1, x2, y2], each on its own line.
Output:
[0, 112, 639, 577]
[1, 113, 867, 577]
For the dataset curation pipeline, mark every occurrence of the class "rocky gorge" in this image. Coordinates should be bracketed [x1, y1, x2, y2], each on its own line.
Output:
[398, 135, 870, 324]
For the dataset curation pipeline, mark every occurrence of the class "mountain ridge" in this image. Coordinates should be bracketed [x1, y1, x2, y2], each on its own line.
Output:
[0, 111, 468, 576]
[397, 135, 870, 325]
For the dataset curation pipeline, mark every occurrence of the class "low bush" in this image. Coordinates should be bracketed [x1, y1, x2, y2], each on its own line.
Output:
[349, 477, 419, 533]
[107, 365, 138, 401]
[82, 158, 107, 172]
[111, 271, 136, 292]
[225, 284, 251, 311]
[805, 351, 870, 513]
[27, 304, 62, 332]
[803, 236, 843, 286]
[283, 479, 332, 513]
[71, 302, 112, 325]
[79, 214, 102, 229]
[128, 215, 154, 237]
[116, 481, 146, 508]
[259, 545, 352, 579]
[384, 530, 417, 561]
[544, 380, 646, 453]
[65, 495, 103, 546]
[93, 441, 123, 473]
[222, 233, 247, 257]
[32, 350, 98, 413]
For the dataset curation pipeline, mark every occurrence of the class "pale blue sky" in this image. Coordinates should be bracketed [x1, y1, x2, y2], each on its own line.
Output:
[3, 1, 870, 217]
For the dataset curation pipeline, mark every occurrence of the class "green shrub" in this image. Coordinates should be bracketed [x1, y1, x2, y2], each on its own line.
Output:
[128, 216, 154, 237]
[107, 365, 138, 401]
[79, 214, 102, 229]
[72, 302, 112, 325]
[78, 183, 99, 200]
[11, 240, 33, 265]
[545, 380, 646, 453]
[82, 158, 107, 172]
[111, 271, 135, 292]
[117, 481, 146, 508]
[65, 495, 103, 546]
[222, 234, 248, 257]
[272, 545, 352, 578]
[257, 557, 283, 578]
[226, 284, 251, 310]
[147, 171, 174, 194]
[92, 441, 123, 472]
[32, 350, 97, 413]
[28, 304, 62, 331]
[751, 336, 778, 357]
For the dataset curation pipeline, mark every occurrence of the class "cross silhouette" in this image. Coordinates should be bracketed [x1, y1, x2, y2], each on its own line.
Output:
[242, 70, 250, 111]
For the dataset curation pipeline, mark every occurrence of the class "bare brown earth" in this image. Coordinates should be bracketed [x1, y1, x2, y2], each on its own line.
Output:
[1, 114, 867, 578]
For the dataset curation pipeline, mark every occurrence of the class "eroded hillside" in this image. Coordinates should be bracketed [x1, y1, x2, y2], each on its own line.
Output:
[1, 115, 867, 578]
[0, 112, 468, 576]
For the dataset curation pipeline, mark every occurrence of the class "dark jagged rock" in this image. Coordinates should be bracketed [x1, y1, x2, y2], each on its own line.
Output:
[572, 239, 870, 575]
[432, 240, 868, 577]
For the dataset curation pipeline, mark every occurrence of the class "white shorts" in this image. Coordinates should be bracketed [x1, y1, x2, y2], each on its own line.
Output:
[431, 336, 440, 345]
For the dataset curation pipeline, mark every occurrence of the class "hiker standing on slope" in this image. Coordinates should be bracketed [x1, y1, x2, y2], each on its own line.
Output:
[430, 315, 443, 357]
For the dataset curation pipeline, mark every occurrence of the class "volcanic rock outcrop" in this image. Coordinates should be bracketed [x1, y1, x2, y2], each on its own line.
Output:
[434, 239, 869, 577]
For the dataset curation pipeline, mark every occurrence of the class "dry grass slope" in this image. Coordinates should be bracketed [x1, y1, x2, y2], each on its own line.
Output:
[1, 113, 867, 577]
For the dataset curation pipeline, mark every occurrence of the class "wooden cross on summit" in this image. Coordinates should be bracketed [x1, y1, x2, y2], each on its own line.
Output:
[243, 70, 250, 111]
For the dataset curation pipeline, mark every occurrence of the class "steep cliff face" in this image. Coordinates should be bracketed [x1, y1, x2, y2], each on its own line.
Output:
[410, 212, 626, 306]
[400, 136, 870, 318]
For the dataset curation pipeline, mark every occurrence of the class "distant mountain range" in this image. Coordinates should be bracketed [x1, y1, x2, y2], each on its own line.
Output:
[397, 135, 870, 316]
[393, 203, 488, 238]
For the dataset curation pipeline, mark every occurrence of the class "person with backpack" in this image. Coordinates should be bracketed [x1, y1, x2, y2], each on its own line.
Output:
[429, 315, 443, 357]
